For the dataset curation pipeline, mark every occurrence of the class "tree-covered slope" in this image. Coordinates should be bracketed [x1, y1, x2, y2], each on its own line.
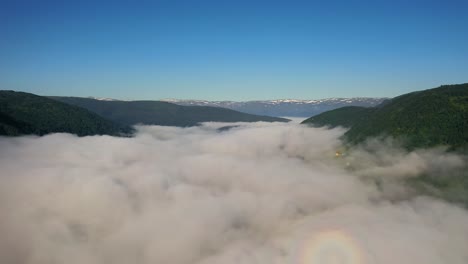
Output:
[50, 97, 290, 126]
[0, 91, 132, 136]
[302, 83, 468, 150]
[301, 106, 375, 128]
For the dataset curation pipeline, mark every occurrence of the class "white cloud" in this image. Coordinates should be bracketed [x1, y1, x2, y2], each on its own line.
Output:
[0, 122, 467, 264]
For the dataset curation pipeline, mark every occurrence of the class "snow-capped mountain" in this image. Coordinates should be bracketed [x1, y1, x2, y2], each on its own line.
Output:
[160, 98, 387, 117]
[87, 97, 119, 101]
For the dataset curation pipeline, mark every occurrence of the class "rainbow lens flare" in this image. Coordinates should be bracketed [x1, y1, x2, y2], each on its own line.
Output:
[299, 229, 365, 264]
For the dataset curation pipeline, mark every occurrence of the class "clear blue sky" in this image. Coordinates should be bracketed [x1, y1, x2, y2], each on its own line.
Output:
[1, 0, 467, 100]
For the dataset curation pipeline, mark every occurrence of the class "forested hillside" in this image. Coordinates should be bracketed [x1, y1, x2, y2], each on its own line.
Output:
[301, 106, 375, 128]
[0, 91, 132, 136]
[302, 84, 468, 150]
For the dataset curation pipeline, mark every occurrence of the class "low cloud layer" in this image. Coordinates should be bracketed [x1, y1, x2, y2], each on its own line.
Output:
[0, 122, 467, 264]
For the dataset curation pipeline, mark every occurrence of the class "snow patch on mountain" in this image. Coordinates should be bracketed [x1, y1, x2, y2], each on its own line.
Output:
[160, 98, 387, 117]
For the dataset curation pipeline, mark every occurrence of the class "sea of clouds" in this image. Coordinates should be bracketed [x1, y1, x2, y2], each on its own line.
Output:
[0, 122, 467, 264]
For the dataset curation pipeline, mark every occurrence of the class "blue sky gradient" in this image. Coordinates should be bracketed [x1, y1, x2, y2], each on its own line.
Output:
[1, 0, 467, 100]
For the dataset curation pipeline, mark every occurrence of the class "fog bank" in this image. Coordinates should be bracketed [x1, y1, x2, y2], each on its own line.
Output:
[0, 122, 467, 264]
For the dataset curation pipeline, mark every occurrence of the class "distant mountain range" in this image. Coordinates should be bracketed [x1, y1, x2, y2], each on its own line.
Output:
[50, 97, 289, 127]
[0, 91, 289, 137]
[161, 98, 387, 117]
[302, 83, 468, 150]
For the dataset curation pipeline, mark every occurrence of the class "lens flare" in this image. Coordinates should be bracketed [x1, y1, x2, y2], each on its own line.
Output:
[299, 229, 365, 264]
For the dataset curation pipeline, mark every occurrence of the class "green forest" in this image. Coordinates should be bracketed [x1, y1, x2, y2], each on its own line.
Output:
[0, 91, 132, 136]
[302, 83, 468, 151]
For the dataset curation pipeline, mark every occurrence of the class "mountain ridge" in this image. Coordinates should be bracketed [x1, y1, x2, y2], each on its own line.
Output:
[59, 97, 385, 117]
[0, 91, 132, 137]
[160, 97, 387, 117]
[301, 83, 468, 150]
[50, 96, 290, 127]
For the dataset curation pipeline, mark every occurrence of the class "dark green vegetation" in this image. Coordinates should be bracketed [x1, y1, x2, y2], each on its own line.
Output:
[51, 97, 290, 126]
[300, 106, 375, 129]
[302, 83, 468, 150]
[0, 91, 132, 136]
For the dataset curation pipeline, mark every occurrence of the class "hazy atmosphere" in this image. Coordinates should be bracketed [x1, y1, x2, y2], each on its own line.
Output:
[1, 122, 467, 263]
